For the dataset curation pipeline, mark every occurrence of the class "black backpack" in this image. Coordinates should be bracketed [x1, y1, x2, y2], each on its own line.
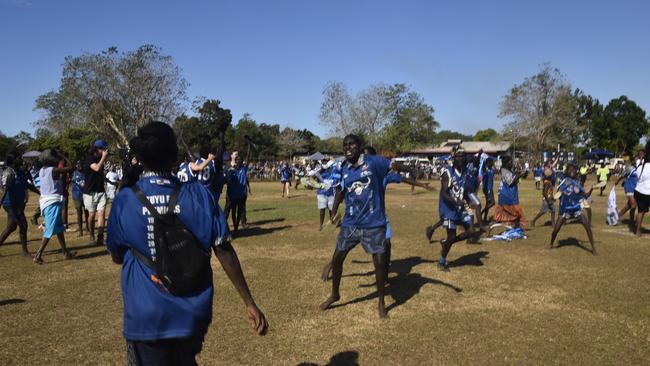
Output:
[130, 183, 211, 296]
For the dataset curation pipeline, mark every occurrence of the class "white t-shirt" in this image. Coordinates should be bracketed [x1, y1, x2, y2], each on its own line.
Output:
[634, 163, 650, 195]
[106, 171, 119, 184]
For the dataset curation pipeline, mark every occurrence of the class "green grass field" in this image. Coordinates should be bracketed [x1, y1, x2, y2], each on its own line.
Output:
[0, 179, 648, 365]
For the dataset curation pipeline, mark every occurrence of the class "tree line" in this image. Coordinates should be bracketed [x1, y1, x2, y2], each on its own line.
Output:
[1, 46, 647, 162]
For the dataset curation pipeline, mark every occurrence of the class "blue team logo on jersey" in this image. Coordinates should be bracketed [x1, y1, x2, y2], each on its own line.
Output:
[347, 176, 371, 196]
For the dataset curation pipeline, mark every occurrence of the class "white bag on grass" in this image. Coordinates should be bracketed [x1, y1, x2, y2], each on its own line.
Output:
[606, 186, 619, 226]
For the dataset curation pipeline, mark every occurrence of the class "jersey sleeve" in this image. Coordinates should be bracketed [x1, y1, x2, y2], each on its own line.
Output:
[106, 193, 128, 257]
[385, 171, 403, 185]
[1, 168, 15, 189]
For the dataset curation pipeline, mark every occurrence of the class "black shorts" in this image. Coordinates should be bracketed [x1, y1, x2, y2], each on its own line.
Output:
[126, 333, 205, 366]
[634, 191, 650, 213]
[3, 205, 26, 222]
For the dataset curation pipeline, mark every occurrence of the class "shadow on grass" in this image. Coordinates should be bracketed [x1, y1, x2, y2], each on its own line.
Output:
[332, 256, 462, 314]
[74, 249, 109, 260]
[448, 251, 489, 268]
[555, 238, 593, 253]
[0, 237, 41, 246]
[42, 242, 105, 256]
[0, 298, 25, 306]
[250, 207, 276, 213]
[297, 350, 359, 366]
[233, 225, 293, 239]
[247, 218, 286, 226]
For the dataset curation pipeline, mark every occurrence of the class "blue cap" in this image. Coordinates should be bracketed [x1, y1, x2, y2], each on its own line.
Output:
[94, 139, 108, 149]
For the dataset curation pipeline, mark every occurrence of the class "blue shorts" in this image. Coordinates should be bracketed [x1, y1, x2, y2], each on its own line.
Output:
[385, 221, 392, 240]
[441, 212, 472, 230]
[560, 208, 583, 219]
[336, 226, 387, 254]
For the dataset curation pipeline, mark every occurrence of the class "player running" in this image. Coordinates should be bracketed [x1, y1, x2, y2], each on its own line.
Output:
[549, 164, 595, 254]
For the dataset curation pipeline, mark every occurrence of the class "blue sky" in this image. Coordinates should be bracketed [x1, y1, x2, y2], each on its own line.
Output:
[1, 0, 648, 138]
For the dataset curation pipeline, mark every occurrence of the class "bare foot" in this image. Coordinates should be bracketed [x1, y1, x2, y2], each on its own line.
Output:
[63, 251, 76, 260]
[22, 251, 31, 258]
[33, 256, 43, 265]
[319, 294, 340, 311]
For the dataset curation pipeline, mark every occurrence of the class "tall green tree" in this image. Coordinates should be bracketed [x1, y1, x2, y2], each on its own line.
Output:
[278, 128, 310, 159]
[174, 99, 232, 157]
[35, 45, 188, 147]
[378, 84, 439, 152]
[499, 64, 580, 155]
[573, 89, 605, 147]
[319, 81, 354, 136]
[601, 96, 648, 156]
[29, 128, 96, 162]
[473, 128, 498, 141]
[0, 133, 19, 158]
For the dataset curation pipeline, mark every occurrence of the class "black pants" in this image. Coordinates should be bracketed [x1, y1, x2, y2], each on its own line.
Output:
[127, 333, 204, 366]
[225, 196, 247, 230]
[0, 205, 28, 245]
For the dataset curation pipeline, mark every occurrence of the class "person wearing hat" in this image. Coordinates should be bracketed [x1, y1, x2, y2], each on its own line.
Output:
[83, 139, 109, 245]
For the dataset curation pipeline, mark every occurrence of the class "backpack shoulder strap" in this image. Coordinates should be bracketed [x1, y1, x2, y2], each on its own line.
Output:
[131, 184, 160, 218]
[167, 182, 182, 213]
[130, 247, 155, 268]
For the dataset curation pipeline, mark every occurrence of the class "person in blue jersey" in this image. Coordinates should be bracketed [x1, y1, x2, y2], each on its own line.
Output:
[189, 146, 216, 189]
[30, 161, 42, 226]
[531, 165, 556, 228]
[481, 158, 495, 223]
[316, 160, 336, 230]
[225, 149, 251, 233]
[0, 154, 40, 256]
[533, 164, 543, 190]
[550, 164, 596, 254]
[279, 161, 292, 198]
[107, 122, 267, 365]
[320, 135, 399, 318]
[71, 161, 89, 237]
[322, 147, 431, 282]
[33, 149, 76, 264]
[365, 146, 432, 274]
[464, 154, 488, 240]
[616, 149, 645, 230]
[176, 156, 194, 183]
[495, 155, 527, 228]
[435, 149, 482, 272]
